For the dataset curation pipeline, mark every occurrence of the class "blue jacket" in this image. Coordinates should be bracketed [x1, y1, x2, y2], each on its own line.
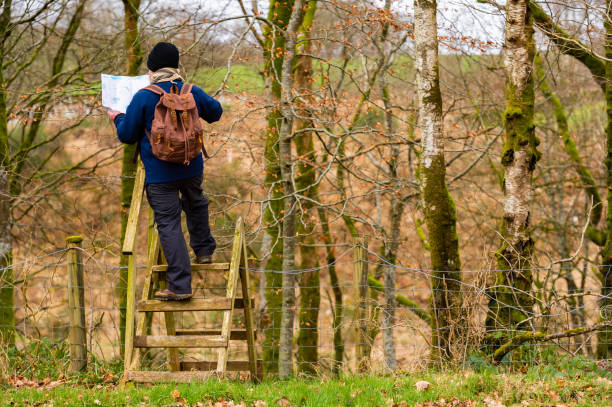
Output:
[114, 81, 223, 184]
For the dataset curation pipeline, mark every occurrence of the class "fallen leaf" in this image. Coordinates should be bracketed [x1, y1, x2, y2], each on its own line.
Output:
[483, 397, 505, 407]
[171, 389, 181, 400]
[415, 380, 430, 391]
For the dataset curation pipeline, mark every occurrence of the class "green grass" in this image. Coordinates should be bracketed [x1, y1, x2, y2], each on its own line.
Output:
[191, 64, 265, 94]
[3, 358, 611, 406]
[188, 53, 417, 96]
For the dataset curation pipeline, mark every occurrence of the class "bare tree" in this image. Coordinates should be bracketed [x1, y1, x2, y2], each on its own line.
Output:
[486, 0, 539, 345]
[414, 0, 463, 362]
[260, 0, 294, 374]
[0, 0, 92, 344]
[278, 0, 306, 378]
[117, 0, 144, 358]
[295, 0, 320, 375]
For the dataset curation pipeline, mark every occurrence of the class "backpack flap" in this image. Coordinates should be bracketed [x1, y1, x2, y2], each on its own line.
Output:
[144, 83, 205, 164]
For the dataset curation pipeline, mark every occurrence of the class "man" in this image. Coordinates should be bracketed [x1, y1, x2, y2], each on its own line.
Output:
[108, 42, 222, 301]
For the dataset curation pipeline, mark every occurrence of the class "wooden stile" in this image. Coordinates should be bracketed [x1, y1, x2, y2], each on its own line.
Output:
[121, 160, 259, 384]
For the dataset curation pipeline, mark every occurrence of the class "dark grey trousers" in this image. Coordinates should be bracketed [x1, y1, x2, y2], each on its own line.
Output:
[145, 174, 216, 294]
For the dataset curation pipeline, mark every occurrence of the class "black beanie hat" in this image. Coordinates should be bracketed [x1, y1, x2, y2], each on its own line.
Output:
[147, 42, 179, 72]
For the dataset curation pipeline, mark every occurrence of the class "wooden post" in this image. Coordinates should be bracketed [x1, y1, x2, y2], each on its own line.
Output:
[66, 235, 87, 372]
[122, 160, 144, 374]
[238, 218, 260, 382]
[353, 236, 369, 372]
[217, 217, 243, 372]
[124, 253, 137, 373]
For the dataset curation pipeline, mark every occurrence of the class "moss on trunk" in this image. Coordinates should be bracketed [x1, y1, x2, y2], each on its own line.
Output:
[0, 0, 87, 346]
[422, 154, 462, 361]
[528, 1, 605, 91]
[118, 0, 143, 358]
[535, 54, 602, 233]
[262, 110, 284, 374]
[414, 0, 462, 363]
[318, 207, 343, 374]
[294, 110, 321, 374]
[261, 0, 295, 374]
[0, 36, 14, 344]
[294, 1, 320, 375]
[486, 1, 539, 351]
[597, 0, 612, 360]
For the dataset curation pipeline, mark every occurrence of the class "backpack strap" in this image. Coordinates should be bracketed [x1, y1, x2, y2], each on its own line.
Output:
[143, 84, 166, 95]
[180, 83, 193, 95]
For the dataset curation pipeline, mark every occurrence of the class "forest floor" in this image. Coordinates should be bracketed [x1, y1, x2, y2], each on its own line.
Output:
[2, 359, 612, 407]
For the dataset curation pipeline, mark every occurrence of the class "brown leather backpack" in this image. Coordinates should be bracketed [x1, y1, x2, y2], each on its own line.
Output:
[144, 83, 208, 164]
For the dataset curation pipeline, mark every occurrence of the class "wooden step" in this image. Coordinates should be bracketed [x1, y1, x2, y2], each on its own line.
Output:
[152, 263, 230, 283]
[124, 370, 217, 383]
[137, 297, 251, 312]
[133, 334, 228, 348]
[181, 359, 263, 372]
[152, 263, 230, 272]
[175, 329, 254, 340]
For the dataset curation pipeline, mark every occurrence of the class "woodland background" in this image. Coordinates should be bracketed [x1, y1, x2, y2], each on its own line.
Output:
[0, 0, 611, 381]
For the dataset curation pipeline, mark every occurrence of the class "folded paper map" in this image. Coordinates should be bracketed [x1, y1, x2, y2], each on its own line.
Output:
[101, 74, 150, 113]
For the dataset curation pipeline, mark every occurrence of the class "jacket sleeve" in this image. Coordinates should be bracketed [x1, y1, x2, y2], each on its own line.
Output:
[192, 86, 223, 123]
[114, 91, 147, 144]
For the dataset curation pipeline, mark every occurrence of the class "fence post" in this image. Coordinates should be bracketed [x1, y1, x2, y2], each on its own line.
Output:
[353, 236, 369, 372]
[66, 235, 87, 372]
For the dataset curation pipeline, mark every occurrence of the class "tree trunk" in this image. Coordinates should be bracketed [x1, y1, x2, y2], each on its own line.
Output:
[525, 0, 612, 359]
[534, 54, 603, 243]
[0, 164, 13, 346]
[118, 0, 143, 358]
[598, 0, 612, 360]
[535, 55, 589, 352]
[278, 0, 305, 378]
[414, 0, 462, 363]
[261, 0, 295, 375]
[486, 0, 539, 348]
[295, 0, 320, 376]
[0, 0, 88, 346]
[318, 207, 343, 374]
[381, 79, 403, 371]
[0, 1, 13, 345]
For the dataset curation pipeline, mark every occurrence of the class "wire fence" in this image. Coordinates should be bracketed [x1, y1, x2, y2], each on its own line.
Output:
[1, 239, 611, 378]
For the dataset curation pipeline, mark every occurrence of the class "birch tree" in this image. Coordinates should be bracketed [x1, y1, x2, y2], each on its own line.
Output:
[479, 0, 611, 358]
[414, 0, 462, 362]
[485, 0, 539, 343]
[294, 0, 320, 375]
[261, 0, 294, 374]
[278, 0, 306, 378]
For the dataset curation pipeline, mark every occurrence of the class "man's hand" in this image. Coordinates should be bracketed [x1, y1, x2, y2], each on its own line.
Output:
[107, 108, 121, 123]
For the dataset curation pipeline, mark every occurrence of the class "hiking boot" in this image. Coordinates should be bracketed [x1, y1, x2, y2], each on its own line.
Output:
[195, 254, 212, 264]
[154, 289, 193, 301]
